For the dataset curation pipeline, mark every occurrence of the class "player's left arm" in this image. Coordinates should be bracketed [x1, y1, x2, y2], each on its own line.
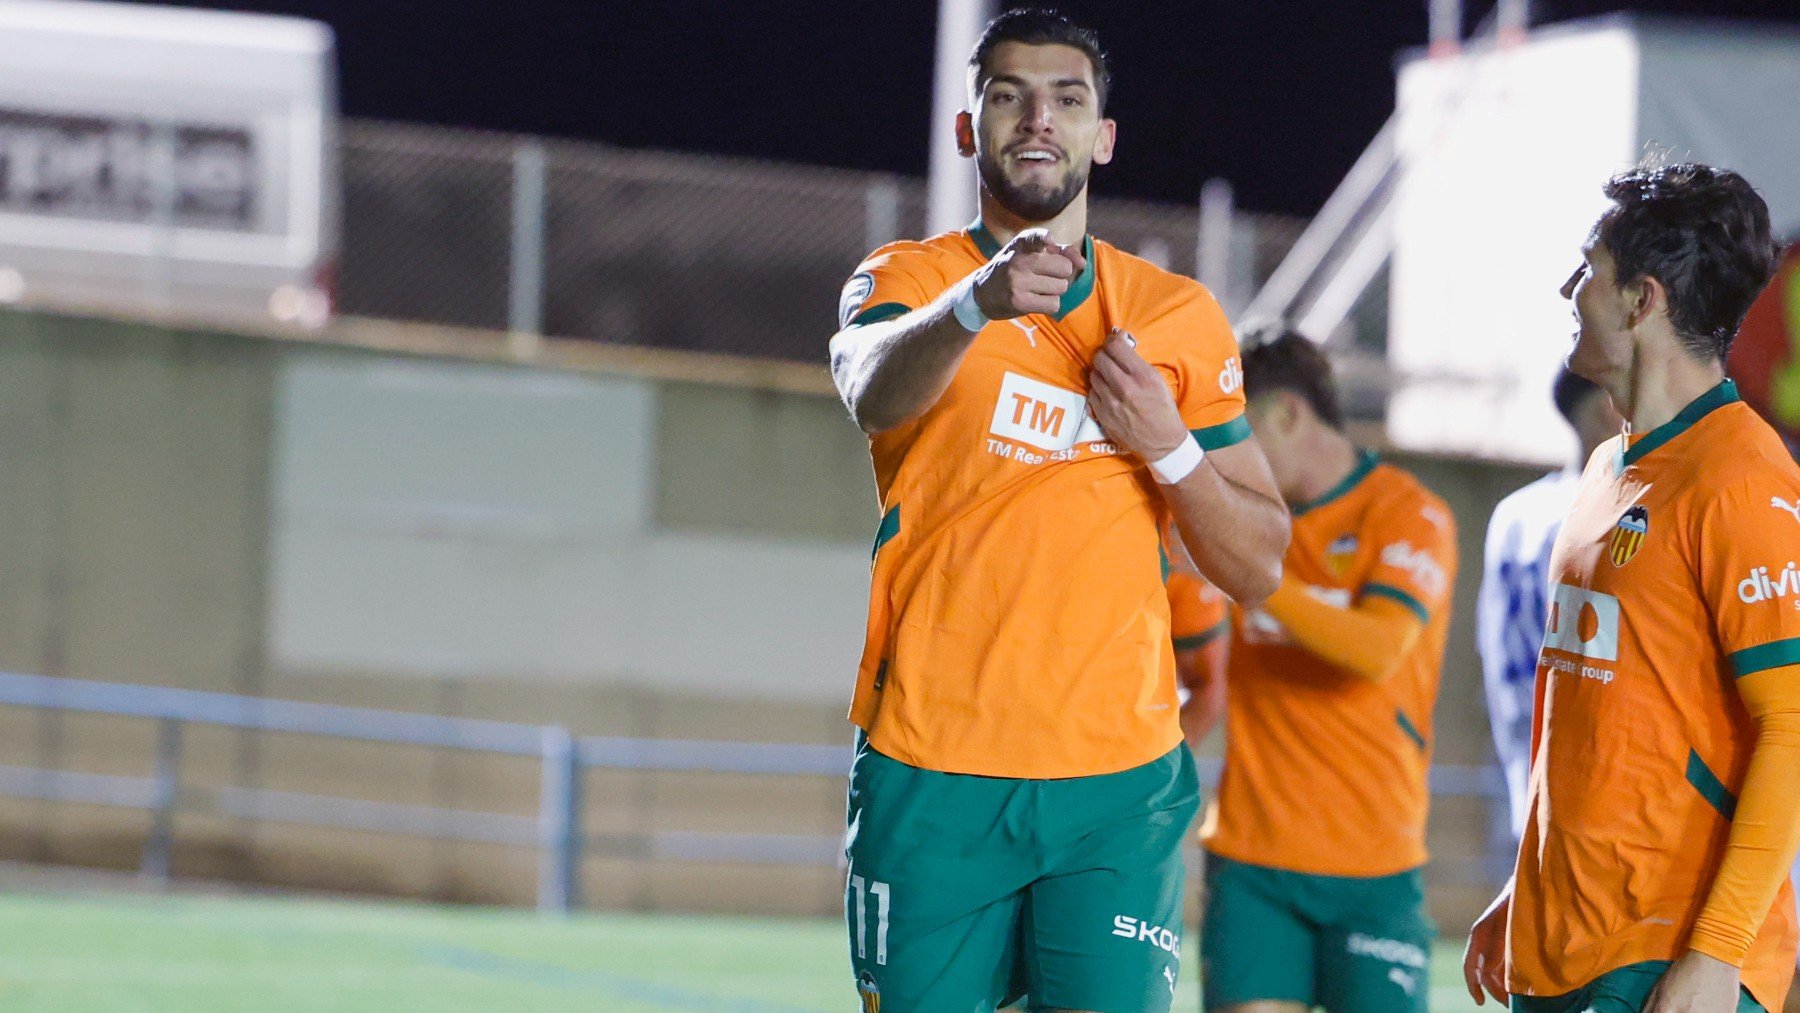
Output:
[1086, 303, 1287, 607]
[1658, 477, 1800, 1008]
[1262, 488, 1458, 681]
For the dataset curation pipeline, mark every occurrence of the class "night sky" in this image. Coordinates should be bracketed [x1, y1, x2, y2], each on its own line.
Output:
[138, 0, 1800, 217]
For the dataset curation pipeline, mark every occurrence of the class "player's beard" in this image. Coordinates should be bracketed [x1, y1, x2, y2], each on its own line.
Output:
[976, 150, 1090, 223]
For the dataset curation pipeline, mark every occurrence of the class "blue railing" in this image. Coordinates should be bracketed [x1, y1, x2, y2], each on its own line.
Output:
[0, 671, 1512, 913]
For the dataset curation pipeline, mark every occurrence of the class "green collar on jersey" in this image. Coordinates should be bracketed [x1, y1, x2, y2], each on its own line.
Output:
[1620, 378, 1740, 468]
[1290, 447, 1379, 516]
[967, 220, 1095, 321]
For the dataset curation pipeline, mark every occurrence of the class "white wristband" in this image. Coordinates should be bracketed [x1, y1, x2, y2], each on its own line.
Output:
[951, 278, 988, 332]
[1150, 434, 1204, 485]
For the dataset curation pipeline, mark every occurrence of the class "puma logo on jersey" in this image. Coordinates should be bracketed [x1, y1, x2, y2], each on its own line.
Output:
[1738, 562, 1800, 604]
[989, 372, 1102, 452]
[1542, 584, 1620, 663]
[1008, 318, 1039, 348]
[1771, 497, 1800, 524]
[1388, 968, 1418, 996]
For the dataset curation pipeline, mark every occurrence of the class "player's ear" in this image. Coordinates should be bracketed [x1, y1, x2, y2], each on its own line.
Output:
[1627, 274, 1665, 329]
[1276, 390, 1308, 434]
[955, 111, 976, 158]
[1092, 118, 1117, 166]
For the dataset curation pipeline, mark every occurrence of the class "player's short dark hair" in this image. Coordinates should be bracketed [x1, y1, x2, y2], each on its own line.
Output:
[1551, 365, 1602, 427]
[969, 9, 1111, 112]
[1242, 331, 1344, 431]
[1594, 159, 1779, 361]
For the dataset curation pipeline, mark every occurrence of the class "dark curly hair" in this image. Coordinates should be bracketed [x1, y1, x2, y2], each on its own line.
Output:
[1593, 160, 1780, 361]
[1242, 330, 1343, 431]
[970, 9, 1111, 112]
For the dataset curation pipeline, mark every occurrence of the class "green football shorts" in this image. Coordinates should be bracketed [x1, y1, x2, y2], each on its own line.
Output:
[1509, 960, 1764, 1013]
[1200, 852, 1436, 1013]
[843, 734, 1201, 1013]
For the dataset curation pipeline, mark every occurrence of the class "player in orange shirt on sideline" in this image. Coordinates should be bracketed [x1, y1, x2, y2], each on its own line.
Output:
[1461, 161, 1799, 1013]
[826, 10, 1290, 1013]
[1180, 332, 1457, 1013]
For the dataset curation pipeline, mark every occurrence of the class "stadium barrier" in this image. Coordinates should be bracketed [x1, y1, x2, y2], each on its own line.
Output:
[0, 670, 1512, 915]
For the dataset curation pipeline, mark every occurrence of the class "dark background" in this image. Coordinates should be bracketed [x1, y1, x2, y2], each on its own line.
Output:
[138, 0, 1800, 215]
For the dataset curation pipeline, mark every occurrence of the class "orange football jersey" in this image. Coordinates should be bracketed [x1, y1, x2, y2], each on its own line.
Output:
[1202, 453, 1457, 876]
[1509, 381, 1800, 1010]
[839, 222, 1249, 778]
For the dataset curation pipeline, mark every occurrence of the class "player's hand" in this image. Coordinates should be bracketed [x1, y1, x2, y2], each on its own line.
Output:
[1462, 888, 1511, 1006]
[1087, 329, 1188, 463]
[971, 228, 1086, 320]
[1642, 951, 1742, 1013]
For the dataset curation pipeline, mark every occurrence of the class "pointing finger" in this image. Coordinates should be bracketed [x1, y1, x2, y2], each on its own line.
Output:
[1022, 253, 1075, 280]
[1058, 241, 1088, 273]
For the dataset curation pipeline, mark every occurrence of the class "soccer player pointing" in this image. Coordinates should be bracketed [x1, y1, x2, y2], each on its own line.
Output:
[829, 10, 1288, 1012]
[1464, 162, 1800, 1013]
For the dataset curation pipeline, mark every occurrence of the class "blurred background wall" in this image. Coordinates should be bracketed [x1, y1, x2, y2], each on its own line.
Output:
[0, 305, 1541, 929]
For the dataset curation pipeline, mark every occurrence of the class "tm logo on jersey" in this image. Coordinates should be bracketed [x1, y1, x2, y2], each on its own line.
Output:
[1542, 584, 1620, 681]
[989, 371, 1103, 452]
[1739, 562, 1800, 606]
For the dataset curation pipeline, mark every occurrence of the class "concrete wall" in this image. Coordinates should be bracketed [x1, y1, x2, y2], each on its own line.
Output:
[268, 353, 873, 700]
[0, 308, 1546, 928]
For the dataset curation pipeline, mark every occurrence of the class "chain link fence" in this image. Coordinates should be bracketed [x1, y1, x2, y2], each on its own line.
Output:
[339, 119, 1307, 363]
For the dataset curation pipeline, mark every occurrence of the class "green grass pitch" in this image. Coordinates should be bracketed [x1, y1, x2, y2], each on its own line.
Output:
[0, 888, 1492, 1010]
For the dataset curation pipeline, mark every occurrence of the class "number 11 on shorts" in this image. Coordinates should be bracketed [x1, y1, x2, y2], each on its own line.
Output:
[849, 875, 890, 965]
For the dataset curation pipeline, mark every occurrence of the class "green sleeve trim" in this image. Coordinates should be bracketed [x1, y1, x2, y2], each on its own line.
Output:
[1362, 582, 1431, 625]
[1191, 415, 1252, 451]
[871, 505, 900, 560]
[1396, 709, 1427, 751]
[1685, 749, 1739, 820]
[1727, 636, 1800, 679]
[1173, 620, 1229, 653]
[848, 302, 912, 327]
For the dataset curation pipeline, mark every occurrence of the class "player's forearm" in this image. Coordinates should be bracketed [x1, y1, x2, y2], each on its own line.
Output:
[1166, 462, 1288, 608]
[1260, 577, 1425, 681]
[829, 293, 978, 434]
[1688, 703, 1800, 966]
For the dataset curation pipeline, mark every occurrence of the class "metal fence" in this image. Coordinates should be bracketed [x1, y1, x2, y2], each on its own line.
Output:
[338, 120, 1307, 362]
[0, 669, 1512, 914]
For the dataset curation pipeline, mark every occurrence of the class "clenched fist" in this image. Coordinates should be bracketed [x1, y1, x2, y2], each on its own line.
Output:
[972, 228, 1087, 320]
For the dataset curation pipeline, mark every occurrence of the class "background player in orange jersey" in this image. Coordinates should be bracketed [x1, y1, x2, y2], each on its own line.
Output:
[1185, 332, 1457, 1013]
[1166, 557, 1230, 750]
[1462, 161, 1798, 1013]
[826, 10, 1289, 1012]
